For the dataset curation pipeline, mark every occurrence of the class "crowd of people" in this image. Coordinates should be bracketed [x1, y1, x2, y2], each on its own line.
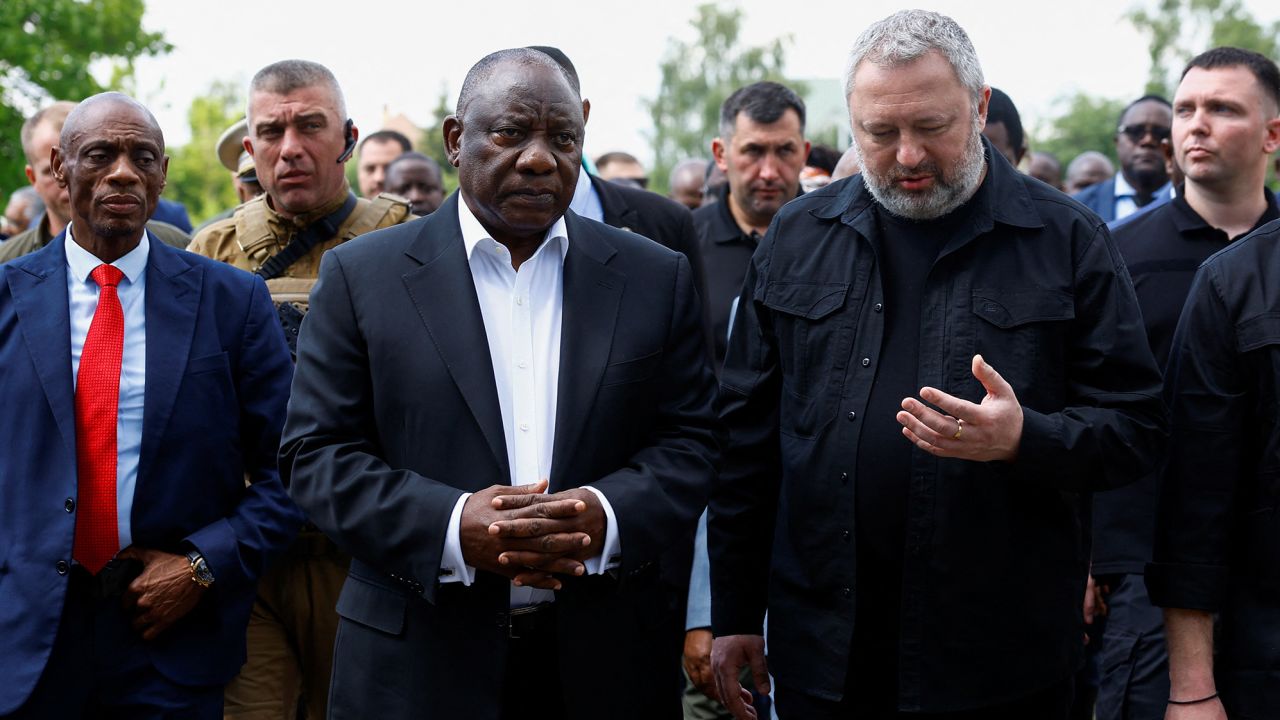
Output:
[1, 9, 1279, 720]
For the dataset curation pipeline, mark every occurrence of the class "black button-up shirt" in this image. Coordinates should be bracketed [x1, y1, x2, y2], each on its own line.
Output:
[709, 143, 1167, 712]
[1146, 217, 1280, 719]
[1095, 189, 1280, 575]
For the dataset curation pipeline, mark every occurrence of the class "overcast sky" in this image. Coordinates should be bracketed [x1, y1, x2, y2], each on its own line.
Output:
[133, 0, 1278, 165]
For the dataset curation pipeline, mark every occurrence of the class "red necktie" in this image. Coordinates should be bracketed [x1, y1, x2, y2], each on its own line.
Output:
[73, 264, 125, 575]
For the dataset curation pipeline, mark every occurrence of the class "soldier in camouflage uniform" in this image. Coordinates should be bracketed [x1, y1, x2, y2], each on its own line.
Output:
[187, 59, 412, 720]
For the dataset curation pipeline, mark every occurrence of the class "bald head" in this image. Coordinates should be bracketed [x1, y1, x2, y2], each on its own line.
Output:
[61, 92, 165, 156]
[456, 48, 580, 121]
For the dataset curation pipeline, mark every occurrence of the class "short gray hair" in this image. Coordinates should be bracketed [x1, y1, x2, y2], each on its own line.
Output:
[844, 10, 985, 107]
[247, 59, 346, 123]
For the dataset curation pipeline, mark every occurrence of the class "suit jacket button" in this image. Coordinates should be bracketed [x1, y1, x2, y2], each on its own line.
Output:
[55, 560, 69, 575]
[64, 498, 75, 513]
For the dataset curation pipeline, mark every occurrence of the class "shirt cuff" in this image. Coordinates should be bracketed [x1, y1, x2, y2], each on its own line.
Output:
[581, 486, 622, 573]
[439, 492, 476, 585]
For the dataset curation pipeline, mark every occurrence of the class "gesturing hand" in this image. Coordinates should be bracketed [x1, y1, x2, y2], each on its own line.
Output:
[117, 546, 206, 641]
[897, 354, 1024, 462]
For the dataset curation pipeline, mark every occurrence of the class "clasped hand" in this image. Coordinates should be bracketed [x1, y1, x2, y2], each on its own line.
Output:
[460, 479, 606, 590]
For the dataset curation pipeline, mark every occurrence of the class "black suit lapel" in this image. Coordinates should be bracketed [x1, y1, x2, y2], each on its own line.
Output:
[592, 176, 641, 233]
[7, 236, 76, 461]
[551, 213, 623, 491]
[138, 240, 202, 486]
[401, 194, 511, 481]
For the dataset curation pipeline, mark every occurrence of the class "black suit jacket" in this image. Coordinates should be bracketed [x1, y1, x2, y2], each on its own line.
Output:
[280, 193, 720, 719]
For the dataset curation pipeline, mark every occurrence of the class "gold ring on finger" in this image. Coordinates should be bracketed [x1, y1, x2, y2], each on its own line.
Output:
[953, 418, 964, 440]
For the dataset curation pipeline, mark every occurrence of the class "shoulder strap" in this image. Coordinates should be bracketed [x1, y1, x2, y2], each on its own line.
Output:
[255, 192, 358, 281]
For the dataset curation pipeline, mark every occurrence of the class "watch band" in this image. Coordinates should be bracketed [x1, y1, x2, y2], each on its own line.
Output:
[185, 549, 215, 588]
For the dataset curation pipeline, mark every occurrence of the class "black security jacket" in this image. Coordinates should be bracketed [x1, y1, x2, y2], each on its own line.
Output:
[1147, 218, 1280, 719]
[709, 146, 1167, 712]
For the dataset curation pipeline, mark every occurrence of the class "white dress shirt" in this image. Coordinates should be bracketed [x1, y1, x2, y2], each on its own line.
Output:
[439, 194, 621, 606]
[1113, 172, 1141, 221]
[65, 225, 149, 551]
[569, 167, 604, 222]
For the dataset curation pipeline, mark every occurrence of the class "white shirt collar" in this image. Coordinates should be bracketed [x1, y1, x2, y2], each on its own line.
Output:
[64, 223, 150, 284]
[1113, 171, 1137, 199]
[457, 193, 569, 263]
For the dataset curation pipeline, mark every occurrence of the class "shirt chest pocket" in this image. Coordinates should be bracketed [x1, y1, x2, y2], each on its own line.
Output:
[970, 288, 1075, 394]
[763, 281, 855, 438]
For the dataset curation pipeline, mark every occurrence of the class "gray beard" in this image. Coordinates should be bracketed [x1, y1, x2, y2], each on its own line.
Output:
[854, 120, 986, 221]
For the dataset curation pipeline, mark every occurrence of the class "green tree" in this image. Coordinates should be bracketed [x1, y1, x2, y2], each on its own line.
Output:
[0, 0, 170, 196]
[164, 81, 243, 226]
[1128, 0, 1280, 95]
[645, 3, 800, 193]
[1032, 93, 1128, 170]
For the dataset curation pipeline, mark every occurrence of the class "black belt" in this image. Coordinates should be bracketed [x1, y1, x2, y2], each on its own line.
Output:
[502, 602, 557, 640]
[69, 558, 143, 600]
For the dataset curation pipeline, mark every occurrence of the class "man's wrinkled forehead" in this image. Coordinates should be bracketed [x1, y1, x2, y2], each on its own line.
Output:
[463, 61, 581, 123]
[62, 99, 164, 153]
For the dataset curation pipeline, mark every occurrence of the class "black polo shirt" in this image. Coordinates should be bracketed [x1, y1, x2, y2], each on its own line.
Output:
[1094, 188, 1280, 575]
[693, 184, 801, 368]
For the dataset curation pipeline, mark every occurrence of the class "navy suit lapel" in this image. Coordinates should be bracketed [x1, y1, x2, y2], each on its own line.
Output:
[401, 194, 511, 481]
[551, 212, 623, 491]
[137, 240, 202, 485]
[7, 235, 76, 461]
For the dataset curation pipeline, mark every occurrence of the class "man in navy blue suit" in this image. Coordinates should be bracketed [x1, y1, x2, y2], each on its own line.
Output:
[0, 92, 301, 718]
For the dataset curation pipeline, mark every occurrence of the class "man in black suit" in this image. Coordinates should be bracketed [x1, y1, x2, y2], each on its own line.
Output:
[280, 48, 719, 720]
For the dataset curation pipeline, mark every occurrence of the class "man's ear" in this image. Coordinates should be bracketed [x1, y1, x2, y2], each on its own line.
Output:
[1262, 115, 1280, 155]
[50, 146, 66, 188]
[976, 86, 992, 132]
[711, 138, 728, 172]
[582, 98, 591, 126]
[24, 164, 36, 185]
[443, 116, 463, 167]
[243, 136, 256, 158]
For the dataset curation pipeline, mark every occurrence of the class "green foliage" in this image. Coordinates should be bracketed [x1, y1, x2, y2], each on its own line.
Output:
[0, 0, 170, 196]
[645, 3, 801, 193]
[1128, 0, 1280, 96]
[164, 81, 243, 227]
[1032, 93, 1127, 169]
[419, 85, 459, 195]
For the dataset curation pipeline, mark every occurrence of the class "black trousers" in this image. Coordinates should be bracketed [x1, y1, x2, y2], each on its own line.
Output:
[500, 604, 565, 720]
[774, 678, 1074, 720]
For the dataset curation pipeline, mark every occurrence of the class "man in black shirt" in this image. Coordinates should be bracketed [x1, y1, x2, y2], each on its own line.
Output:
[1144, 47, 1280, 720]
[709, 10, 1166, 719]
[694, 82, 809, 368]
[1096, 47, 1280, 720]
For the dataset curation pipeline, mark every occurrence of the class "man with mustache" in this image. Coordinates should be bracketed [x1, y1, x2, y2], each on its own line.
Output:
[281, 48, 718, 720]
[708, 10, 1166, 719]
[694, 81, 809, 368]
[0, 92, 300, 718]
[1136, 47, 1280, 720]
[186, 60, 413, 720]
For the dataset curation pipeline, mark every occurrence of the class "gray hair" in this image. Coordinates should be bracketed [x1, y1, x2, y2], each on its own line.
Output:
[844, 10, 985, 107]
[247, 59, 346, 124]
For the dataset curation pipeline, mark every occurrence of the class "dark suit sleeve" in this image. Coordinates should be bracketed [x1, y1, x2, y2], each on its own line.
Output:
[588, 253, 721, 572]
[709, 232, 781, 637]
[184, 275, 303, 589]
[280, 250, 464, 602]
[1011, 222, 1168, 491]
[1146, 263, 1244, 611]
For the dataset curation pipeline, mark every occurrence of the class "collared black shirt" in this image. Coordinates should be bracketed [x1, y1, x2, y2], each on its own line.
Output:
[1146, 218, 1280, 719]
[709, 142, 1167, 712]
[1095, 189, 1280, 575]
[693, 183, 800, 368]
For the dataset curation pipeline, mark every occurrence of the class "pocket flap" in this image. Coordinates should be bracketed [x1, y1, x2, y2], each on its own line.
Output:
[1235, 313, 1280, 353]
[763, 282, 849, 320]
[971, 288, 1075, 328]
[186, 351, 229, 376]
[335, 572, 408, 636]
[601, 349, 663, 387]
